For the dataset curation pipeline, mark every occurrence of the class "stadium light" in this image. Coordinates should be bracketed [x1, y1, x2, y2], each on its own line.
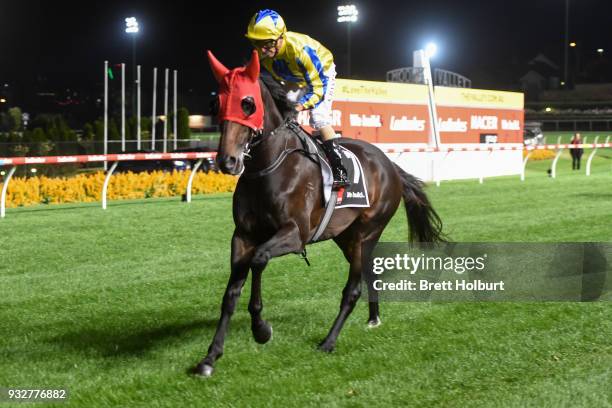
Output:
[337, 5, 358, 22]
[425, 42, 438, 58]
[596, 48, 604, 55]
[337, 5, 358, 78]
[569, 42, 576, 47]
[125, 17, 139, 34]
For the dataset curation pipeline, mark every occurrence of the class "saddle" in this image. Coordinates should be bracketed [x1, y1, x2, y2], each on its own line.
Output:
[282, 121, 370, 242]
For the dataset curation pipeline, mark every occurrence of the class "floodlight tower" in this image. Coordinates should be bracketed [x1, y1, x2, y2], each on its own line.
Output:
[414, 42, 440, 148]
[337, 5, 358, 78]
[125, 17, 139, 121]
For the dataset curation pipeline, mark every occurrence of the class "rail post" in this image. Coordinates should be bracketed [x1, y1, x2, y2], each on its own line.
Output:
[551, 146, 563, 179]
[102, 162, 119, 210]
[430, 151, 439, 187]
[585, 136, 600, 176]
[521, 150, 532, 181]
[435, 150, 451, 187]
[480, 149, 493, 184]
[1, 166, 17, 218]
[185, 158, 204, 203]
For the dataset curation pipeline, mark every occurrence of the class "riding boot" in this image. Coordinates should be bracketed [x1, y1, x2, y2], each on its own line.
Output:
[322, 139, 350, 189]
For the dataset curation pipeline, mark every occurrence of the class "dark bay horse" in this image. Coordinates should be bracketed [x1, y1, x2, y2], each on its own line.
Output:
[194, 50, 443, 377]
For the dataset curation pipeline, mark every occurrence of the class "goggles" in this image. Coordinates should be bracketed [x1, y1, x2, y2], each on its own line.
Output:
[252, 37, 281, 52]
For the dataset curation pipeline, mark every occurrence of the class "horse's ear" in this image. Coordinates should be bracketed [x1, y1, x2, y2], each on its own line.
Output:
[245, 50, 260, 82]
[207, 50, 229, 83]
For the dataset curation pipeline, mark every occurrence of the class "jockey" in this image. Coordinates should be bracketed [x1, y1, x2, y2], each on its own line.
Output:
[245, 9, 350, 189]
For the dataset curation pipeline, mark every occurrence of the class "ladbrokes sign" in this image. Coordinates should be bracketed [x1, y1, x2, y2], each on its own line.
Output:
[297, 79, 524, 144]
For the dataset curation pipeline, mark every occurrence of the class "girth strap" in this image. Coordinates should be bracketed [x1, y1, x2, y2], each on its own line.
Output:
[309, 188, 341, 243]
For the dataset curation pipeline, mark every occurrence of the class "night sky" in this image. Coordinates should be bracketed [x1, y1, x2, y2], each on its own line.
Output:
[1, 0, 611, 114]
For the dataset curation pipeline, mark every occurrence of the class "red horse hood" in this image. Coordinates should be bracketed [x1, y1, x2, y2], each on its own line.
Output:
[207, 50, 264, 131]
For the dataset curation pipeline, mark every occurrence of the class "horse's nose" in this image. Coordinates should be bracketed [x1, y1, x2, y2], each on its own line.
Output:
[218, 155, 238, 174]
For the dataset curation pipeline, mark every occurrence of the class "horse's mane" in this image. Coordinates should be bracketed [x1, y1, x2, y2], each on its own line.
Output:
[259, 72, 298, 121]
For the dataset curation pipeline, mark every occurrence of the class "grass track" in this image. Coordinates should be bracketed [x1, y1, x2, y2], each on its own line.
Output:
[0, 155, 611, 407]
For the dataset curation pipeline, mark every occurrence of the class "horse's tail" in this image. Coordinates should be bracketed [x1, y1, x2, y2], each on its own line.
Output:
[394, 164, 445, 243]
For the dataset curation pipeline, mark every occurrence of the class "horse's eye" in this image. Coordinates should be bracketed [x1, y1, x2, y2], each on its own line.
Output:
[241, 96, 256, 116]
[209, 97, 220, 116]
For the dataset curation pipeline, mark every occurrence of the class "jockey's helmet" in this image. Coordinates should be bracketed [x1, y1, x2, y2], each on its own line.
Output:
[245, 9, 287, 41]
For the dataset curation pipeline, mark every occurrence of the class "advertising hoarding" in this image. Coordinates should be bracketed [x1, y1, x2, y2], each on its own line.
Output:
[297, 79, 524, 145]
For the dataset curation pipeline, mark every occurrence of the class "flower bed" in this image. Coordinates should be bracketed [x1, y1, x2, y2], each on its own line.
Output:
[524, 149, 556, 160]
[1, 170, 237, 208]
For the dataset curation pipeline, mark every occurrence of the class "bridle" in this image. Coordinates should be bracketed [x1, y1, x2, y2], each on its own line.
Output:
[240, 119, 312, 180]
[242, 127, 264, 160]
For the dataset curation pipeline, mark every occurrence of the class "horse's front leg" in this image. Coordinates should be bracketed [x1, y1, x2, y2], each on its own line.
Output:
[251, 221, 305, 266]
[247, 221, 304, 343]
[249, 264, 272, 344]
[194, 232, 254, 377]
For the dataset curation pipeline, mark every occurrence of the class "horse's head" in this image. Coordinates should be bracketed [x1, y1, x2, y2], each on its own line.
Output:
[207, 50, 264, 175]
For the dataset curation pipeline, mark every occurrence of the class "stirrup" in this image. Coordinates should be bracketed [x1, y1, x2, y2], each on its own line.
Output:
[332, 171, 350, 189]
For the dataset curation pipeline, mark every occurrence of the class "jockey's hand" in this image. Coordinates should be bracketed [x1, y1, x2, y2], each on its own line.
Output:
[295, 104, 305, 112]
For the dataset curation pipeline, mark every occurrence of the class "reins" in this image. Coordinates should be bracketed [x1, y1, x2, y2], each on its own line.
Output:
[241, 120, 314, 179]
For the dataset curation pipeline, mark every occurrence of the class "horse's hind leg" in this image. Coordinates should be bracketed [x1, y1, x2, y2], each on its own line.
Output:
[358, 239, 382, 327]
[194, 233, 253, 377]
[318, 228, 380, 351]
[366, 289, 381, 328]
[318, 246, 363, 353]
[249, 264, 273, 344]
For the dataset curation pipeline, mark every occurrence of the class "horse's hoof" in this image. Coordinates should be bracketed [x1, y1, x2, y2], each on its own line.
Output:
[193, 363, 214, 377]
[367, 317, 382, 328]
[253, 321, 273, 344]
[317, 340, 335, 353]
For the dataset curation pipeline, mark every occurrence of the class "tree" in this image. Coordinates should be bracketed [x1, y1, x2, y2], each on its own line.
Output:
[109, 119, 119, 140]
[8, 107, 22, 131]
[0, 129, 9, 156]
[178, 107, 191, 140]
[30, 114, 56, 131]
[22, 129, 51, 158]
[31, 128, 53, 157]
[82, 123, 95, 141]
[8, 131, 28, 157]
[0, 112, 10, 132]
[140, 117, 152, 141]
[93, 119, 104, 142]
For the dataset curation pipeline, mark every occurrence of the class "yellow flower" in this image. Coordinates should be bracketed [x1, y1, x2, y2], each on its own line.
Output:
[0, 170, 237, 208]
[524, 149, 556, 160]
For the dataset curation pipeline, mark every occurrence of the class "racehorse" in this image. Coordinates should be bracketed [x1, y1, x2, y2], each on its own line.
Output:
[194, 50, 444, 377]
